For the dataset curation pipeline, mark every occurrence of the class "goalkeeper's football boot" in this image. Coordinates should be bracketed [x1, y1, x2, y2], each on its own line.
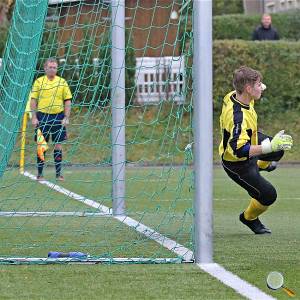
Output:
[239, 212, 271, 234]
[258, 161, 277, 172]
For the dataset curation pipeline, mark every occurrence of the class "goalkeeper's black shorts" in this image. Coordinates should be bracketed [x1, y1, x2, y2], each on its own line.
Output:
[34, 112, 67, 144]
[221, 132, 284, 206]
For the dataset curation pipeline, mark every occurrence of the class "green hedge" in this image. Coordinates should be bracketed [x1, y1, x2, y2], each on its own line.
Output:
[184, 11, 300, 41]
[213, 40, 300, 116]
[213, 11, 300, 40]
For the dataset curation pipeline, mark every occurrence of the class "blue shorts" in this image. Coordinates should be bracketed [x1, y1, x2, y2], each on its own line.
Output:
[35, 112, 67, 144]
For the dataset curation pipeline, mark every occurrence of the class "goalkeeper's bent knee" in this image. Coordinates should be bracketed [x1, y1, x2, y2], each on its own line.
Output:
[257, 185, 277, 206]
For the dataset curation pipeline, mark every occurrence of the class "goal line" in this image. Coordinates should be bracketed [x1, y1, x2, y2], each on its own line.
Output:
[0, 257, 185, 265]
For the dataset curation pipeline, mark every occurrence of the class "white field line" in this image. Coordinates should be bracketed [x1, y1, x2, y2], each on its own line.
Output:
[198, 263, 276, 300]
[0, 211, 111, 217]
[114, 215, 193, 261]
[23, 171, 111, 214]
[23, 171, 193, 262]
[23, 171, 276, 300]
[0, 257, 181, 264]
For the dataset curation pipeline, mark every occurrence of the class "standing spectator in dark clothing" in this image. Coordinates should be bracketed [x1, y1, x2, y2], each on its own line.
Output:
[252, 14, 279, 41]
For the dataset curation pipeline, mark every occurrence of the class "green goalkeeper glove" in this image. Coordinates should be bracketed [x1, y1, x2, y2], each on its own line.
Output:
[261, 130, 293, 154]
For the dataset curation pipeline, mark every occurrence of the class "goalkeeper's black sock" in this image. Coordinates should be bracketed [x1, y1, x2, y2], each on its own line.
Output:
[54, 149, 62, 177]
[37, 155, 44, 176]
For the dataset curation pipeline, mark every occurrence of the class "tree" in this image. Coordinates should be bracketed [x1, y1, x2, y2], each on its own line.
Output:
[0, 0, 14, 24]
[213, 0, 243, 16]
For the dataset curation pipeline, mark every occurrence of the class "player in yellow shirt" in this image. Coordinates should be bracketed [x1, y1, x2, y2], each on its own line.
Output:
[30, 58, 72, 181]
[219, 66, 293, 234]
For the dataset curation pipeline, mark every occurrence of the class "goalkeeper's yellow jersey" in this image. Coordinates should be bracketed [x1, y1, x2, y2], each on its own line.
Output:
[219, 91, 258, 162]
[31, 75, 72, 114]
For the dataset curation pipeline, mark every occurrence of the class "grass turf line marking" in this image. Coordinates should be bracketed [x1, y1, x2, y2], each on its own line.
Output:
[0, 257, 181, 264]
[23, 171, 276, 300]
[198, 263, 276, 300]
[0, 212, 111, 217]
[23, 171, 111, 214]
[23, 171, 192, 262]
[114, 215, 193, 261]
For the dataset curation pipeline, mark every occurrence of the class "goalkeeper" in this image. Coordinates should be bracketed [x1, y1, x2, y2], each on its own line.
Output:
[219, 66, 293, 234]
[30, 58, 72, 181]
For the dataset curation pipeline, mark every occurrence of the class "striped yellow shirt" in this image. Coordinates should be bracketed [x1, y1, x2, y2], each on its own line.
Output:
[219, 91, 258, 162]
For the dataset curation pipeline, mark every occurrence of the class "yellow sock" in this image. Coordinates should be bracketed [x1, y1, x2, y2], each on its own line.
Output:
[244, 198, 268, 220]
[257, 160, 271, 170]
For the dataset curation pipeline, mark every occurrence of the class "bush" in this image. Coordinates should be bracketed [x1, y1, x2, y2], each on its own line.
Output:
[184, 11, 300, 41]
[213, 11, 300, 41]
[181, 38, 300, 117]
[213, 40, 300, 116]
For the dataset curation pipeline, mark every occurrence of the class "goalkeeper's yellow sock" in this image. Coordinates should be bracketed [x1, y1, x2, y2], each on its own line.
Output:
[257, 160, 271, 170]
[244, 198, 268, 221]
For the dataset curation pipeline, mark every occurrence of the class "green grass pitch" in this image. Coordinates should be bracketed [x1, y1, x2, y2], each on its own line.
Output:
[0, 166, 299, 299]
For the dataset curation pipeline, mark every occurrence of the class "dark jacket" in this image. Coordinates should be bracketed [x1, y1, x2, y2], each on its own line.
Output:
[252, 25, 279, 41]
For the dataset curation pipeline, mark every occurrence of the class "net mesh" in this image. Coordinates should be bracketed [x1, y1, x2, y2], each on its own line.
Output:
[0, 0, 194, 264]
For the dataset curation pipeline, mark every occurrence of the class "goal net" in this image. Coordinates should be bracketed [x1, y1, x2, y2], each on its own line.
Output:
[0, 0, 194, 264]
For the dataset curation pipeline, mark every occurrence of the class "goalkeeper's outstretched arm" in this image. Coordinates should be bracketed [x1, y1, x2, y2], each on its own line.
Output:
[249, 130, 293, 157]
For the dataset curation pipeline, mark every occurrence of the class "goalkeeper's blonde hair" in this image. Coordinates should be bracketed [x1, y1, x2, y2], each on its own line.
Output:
[233, 66, 262, 94]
